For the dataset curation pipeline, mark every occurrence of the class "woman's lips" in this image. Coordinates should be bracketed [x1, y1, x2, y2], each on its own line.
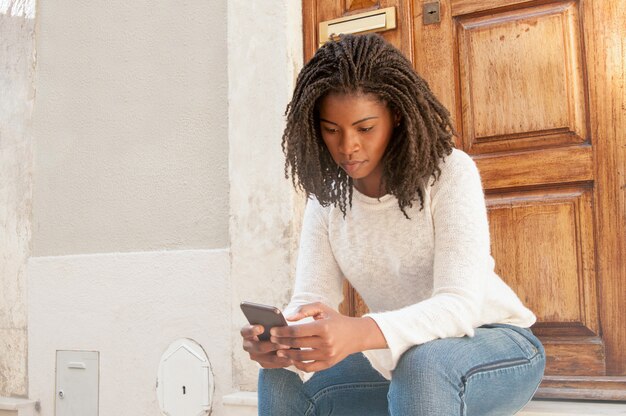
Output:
[341, 161, 364, 175]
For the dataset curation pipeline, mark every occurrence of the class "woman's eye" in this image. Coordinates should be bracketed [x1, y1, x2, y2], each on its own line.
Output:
[359, 126, 374, 132]
[324, 127, 338, 133]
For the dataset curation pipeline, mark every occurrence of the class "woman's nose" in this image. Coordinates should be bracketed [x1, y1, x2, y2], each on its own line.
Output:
[338, 133, 360, 155]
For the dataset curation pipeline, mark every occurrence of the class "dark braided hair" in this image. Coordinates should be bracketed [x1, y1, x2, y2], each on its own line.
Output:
[282, 33, 455, 217]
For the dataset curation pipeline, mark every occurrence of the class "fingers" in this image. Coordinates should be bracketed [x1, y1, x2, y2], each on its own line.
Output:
[243, 339, 289, 354]
[259, 360, 293, 369]
[241, 324, 297, 369]
[270, 320, 328, 338]
[240, 324, 264, 339]
[276, 347, 327, 362]
[291, 359, 330, 373]
[252, 352, 294, 369]
[270, 335, 325, 349]
[243, 337, 294, 369]
[285, 302, 329, 321]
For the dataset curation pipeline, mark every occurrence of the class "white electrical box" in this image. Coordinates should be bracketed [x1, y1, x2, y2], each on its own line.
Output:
[55, 350, 99, 416]
[156, 338, 213, 416]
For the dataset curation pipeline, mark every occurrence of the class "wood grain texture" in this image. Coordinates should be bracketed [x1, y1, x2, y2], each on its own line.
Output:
[302, 0, 626, 398]
[531, 322, 597, 338]
[582, 0, 626, 377]
[542, 337, 605, 376]
[344, 0, 380, 13]
[412, 0, 460, 136]
[456, 2, 587, 154]
[340, 280, 371, 317]
[487, 186, 599, 337]
[302, 0, 318, 63]
[350, 286, 370, 317]
[451, 0, 539, 17]
[476, 145, 593, 190]
[537, 376, 626, 401]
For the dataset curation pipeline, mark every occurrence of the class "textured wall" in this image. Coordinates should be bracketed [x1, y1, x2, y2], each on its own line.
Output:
[3, 0, 305, 404]
[228, 0, 305, 391]
[28, 249, 232, 415]
[31, 0, 229, 256]
[0, 0, 36, 397]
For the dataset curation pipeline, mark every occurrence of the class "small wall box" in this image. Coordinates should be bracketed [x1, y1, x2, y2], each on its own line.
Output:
[55, 350, 99, 416]
[157, 338, 214, 416]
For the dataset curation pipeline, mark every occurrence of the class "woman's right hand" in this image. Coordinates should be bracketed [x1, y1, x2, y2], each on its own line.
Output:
[240, 324, 293, 369]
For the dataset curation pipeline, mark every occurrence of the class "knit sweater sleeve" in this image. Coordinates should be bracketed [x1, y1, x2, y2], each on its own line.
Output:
[364, 150, 490, 372]
[284, 198, 344, 317]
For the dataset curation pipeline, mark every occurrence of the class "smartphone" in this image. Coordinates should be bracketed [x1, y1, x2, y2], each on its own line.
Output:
[240, 301, 289, 341]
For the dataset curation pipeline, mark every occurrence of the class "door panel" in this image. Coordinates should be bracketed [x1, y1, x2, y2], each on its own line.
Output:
[488, 187, 598, 331]
[456, 2, 587, 154]
[475, 145, 592, 189]
[302, 0, 626, 400]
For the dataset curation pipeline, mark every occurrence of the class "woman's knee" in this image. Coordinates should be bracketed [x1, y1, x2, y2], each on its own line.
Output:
[388, 332, 546, 415]
[388, 343, 464, 415]
[258, 368, 309, 415]
[393, 341, 461, 386]
[258, 367, 302, 394]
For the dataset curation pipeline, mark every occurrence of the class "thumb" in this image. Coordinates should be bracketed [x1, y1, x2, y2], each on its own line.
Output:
[285, 302, 328, 321]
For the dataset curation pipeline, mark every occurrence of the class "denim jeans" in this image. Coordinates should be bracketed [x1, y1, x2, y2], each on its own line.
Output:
[258, 324, 545, 415]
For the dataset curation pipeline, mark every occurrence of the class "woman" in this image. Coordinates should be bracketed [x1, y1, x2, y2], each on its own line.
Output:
[241, 33, 545, 415]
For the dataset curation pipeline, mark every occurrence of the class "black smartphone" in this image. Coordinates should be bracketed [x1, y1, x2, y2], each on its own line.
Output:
[240, 301, 289, 341]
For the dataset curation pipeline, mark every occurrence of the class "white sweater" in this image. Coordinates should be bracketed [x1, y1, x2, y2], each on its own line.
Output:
[284, 149, 536, 381]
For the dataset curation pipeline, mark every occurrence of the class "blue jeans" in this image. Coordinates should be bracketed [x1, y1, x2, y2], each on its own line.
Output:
[258, 324, 545, 415]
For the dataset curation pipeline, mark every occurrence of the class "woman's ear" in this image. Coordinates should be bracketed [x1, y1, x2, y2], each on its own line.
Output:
[394, 112, 402, 127]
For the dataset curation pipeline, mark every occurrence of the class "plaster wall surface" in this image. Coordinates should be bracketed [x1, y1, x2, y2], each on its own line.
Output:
[31, 0, 229, 256]
[228, 0, 305, 390]
[3, 0, 306, 405]
[27, 249, 233, 416]
[0, 2, 36, 397]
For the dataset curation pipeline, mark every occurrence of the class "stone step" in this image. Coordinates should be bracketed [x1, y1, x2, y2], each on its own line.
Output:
[222, 392, 258, 416]
[0, 397, 38, 416]
[222, 392, 626, 416]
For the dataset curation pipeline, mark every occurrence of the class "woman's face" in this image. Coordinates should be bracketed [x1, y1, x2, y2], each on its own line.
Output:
[318, 91, 398, 198]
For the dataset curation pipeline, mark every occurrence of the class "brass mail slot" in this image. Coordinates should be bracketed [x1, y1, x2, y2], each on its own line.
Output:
[319, 7, 397, 46]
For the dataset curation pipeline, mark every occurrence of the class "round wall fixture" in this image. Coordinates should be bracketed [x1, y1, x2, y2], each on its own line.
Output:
[156, 338, 214, 416]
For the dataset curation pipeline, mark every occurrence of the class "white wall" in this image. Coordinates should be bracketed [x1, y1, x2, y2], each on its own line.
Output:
[27, 249, 231, 415]
[0, 0, 36, 397]
[228, 0, 304, 391]
[31, 0, 229, 256]
[5, 0, 305, 413]
[25, 0, 238, 414]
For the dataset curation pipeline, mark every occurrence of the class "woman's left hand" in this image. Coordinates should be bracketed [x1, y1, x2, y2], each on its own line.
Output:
[269, 302, 384, 372]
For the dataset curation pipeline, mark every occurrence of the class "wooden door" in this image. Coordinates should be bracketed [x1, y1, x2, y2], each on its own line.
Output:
[303, 0, 626, 400]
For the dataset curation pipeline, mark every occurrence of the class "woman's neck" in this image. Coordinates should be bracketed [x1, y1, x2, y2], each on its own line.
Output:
[354, 179, 387, 198]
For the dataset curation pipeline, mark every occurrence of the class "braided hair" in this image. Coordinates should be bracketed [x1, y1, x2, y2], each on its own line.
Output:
[282, 33, 455, 217]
